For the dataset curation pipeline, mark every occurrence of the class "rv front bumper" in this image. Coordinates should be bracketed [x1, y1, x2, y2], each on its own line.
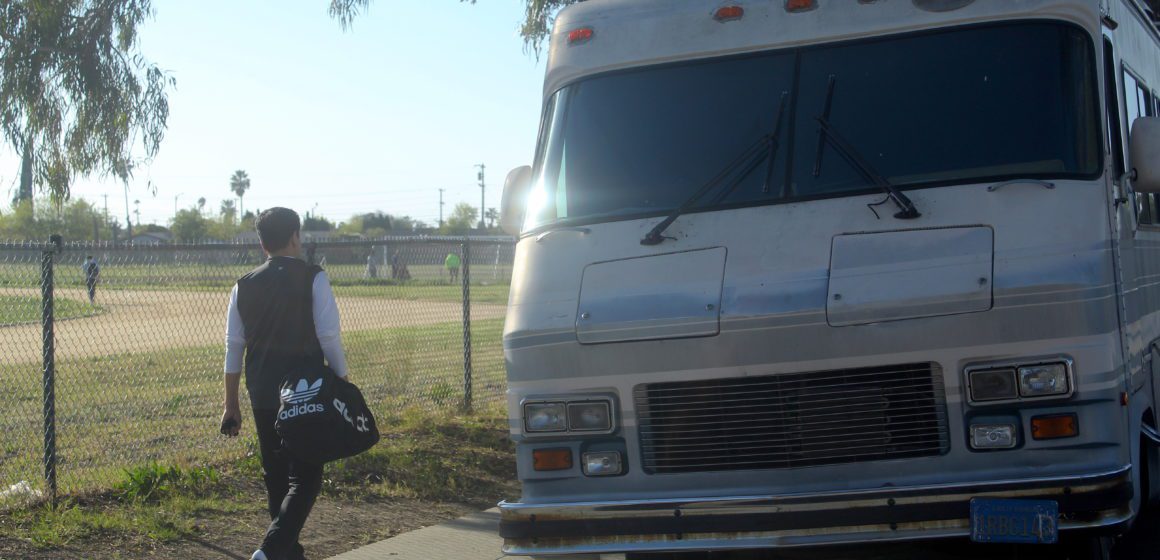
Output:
[498, 466, 1133, 556]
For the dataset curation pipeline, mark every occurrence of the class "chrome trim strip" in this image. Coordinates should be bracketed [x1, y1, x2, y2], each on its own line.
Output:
[498, 465, 1131, 513]
[502, 511, 1132, 556]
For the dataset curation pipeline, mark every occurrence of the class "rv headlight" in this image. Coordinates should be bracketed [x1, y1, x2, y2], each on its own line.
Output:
[1018, 364, 1069, 397]
[969, 368, 1018, 402]
[568, 401, 612, 432]
[524, 402, 567, 433]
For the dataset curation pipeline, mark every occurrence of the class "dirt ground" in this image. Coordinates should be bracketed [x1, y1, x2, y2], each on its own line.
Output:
[0, 287, 507, 365]
[0, 478, 486, 560]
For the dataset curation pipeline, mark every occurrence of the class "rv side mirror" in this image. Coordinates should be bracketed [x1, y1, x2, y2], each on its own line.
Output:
[500, 165, 533, 236]
[1131, 117, 1160, 193]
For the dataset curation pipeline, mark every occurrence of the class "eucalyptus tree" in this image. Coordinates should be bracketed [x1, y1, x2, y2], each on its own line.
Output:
[1, 0, 173, 206]
[327, 0, 577, 53]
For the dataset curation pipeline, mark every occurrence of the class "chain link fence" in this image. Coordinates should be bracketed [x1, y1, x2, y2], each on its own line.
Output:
[0, 236, 515, 505]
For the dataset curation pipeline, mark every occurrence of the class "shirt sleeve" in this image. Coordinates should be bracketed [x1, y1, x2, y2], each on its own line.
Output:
[224, 284, 245, 375]
[313, 271, 349, 377]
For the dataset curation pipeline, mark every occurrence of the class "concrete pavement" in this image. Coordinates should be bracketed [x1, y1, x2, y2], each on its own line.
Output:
[326, 509, 531, 560]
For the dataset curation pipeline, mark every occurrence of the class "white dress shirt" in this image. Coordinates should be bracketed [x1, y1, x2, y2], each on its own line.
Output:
[223, 271, 349, 377]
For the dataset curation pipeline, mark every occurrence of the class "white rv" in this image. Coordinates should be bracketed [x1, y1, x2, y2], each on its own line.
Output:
[496, 0, 1160, 558]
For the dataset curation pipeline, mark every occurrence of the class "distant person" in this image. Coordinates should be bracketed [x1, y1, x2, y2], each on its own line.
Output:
[365, 254, 378, 279]
[81, 255, 100, 304]
[219, 208, 351, 560]
[445, 251, 461, 283]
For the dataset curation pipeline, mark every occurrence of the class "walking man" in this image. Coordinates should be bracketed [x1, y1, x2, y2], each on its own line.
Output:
[219, 207, 351, 560]
[81, 255, 100, 304]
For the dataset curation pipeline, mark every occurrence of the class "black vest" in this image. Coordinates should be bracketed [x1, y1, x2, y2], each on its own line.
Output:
[236, 256, 324, 409]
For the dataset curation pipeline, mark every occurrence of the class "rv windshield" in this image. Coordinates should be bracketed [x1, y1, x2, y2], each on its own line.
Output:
[525, 22, 1100, 232]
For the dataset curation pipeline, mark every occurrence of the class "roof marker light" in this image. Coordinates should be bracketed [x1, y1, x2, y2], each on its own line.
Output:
[786, 0, 817, 12]
[567, 27, 594, 45]
[714, 6, 745, 22]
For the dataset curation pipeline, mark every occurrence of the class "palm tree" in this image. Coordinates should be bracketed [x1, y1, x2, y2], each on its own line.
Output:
[230, 170, 251, 215]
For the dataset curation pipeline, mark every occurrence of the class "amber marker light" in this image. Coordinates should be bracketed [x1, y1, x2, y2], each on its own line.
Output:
[786, 0, 818, 12]
[1031, 414, 1079, 440]
[714, 6, 744, 22]
[533, 448, 573, 471]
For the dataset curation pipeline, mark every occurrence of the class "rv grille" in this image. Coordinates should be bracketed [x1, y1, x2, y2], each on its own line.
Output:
[635, 363, 949, 473]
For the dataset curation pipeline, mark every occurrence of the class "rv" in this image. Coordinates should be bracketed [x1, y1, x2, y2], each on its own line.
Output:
[497, 0, 1160, 557]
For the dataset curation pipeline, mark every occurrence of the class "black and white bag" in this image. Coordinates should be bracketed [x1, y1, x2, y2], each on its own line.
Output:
[274, 364, 379, 465]
[272, 264, 379, 464]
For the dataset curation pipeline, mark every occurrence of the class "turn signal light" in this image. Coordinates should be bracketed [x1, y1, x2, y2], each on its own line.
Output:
[786, 0, 818, 12]
[567, 27, 594, 45]
[714, 6, 744, 21]
[1031, 414, 1079, 440]
[533, 448, 573, 471]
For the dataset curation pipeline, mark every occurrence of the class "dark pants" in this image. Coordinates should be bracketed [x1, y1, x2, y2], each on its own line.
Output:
[85, 279, 96, 302]
[253, 408, 323, 560]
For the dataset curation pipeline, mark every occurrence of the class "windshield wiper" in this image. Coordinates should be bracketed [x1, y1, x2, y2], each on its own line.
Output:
[641, 91, 790, 246]
[812, 75, 920, 220]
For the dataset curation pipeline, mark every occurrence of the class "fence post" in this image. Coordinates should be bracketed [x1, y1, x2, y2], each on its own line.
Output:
[461, 238, 473, 412]
[41, 234, 61, 509]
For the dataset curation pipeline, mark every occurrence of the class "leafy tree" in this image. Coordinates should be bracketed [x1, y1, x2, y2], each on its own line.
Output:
[0, 198, 118, 241]
[328, 0, 576, 54]
[2, 0, 173, 202]
[303, 214, 334, 232]
[196, 196, 206, 212]
[229, 170, 250, 215]
[170, 208, 207, 242]
[440, 202, 478, 235]
[485, 207, 499, 229]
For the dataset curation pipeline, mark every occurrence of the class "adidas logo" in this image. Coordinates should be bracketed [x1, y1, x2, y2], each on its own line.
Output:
[281, 379, 323, 404]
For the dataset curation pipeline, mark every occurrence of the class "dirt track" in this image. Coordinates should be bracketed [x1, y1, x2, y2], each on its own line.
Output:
[0, 287, 507, 365]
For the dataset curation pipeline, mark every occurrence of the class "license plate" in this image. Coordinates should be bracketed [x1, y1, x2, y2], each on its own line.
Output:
[970, 498, 1058, 544]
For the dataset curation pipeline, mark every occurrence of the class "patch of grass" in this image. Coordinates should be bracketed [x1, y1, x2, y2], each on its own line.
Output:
[0, 295, 103, 326]
[0, 318, 508, 494]
[324, 412, 515, 506]
[2, 499, 200, 548]
[0, 413, 515, 553]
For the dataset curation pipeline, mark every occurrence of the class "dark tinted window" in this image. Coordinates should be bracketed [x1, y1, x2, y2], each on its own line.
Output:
[528, 23, 1100, 231]
[1125, 69, 1157, 224]
[533, 54, 795, 225]
[793, 24, 1099, 197]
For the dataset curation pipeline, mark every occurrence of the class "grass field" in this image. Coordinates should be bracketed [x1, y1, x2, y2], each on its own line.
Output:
[0, 263, 512, 304]
[0, 296, 103, 326]
[0, 317, 507, 498]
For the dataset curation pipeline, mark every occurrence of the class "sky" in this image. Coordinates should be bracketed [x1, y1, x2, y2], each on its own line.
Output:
[0, 0, 548, 229]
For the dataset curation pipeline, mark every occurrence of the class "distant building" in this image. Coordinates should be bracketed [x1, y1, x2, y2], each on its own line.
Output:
[129, 232, 171, 245]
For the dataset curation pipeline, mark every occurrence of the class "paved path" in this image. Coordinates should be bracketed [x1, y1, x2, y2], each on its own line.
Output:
[326, 509, 532, 560]
[0, 287, 506, 364]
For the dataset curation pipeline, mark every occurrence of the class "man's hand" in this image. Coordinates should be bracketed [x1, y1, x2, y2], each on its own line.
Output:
[220, 404, 242, 437]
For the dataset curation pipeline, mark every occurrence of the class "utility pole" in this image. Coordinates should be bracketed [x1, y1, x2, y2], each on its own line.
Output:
[102, 194, 109, 221]
[174, 193, 183, 218]
[123, 184, 133, 239]
[438, 188, 446, 228]
[475, 164, 486, 230]
[134, 199, 141, 228]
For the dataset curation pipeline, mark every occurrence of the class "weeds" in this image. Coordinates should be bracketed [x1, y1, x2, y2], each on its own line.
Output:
[115, 463, 221, 503]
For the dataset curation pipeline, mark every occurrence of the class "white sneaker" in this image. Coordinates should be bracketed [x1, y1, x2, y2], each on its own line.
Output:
[251, 550, 268, 560]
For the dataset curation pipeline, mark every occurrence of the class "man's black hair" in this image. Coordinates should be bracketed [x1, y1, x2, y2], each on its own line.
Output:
[86, 255, 93, 259]
[256, 207, 301, 253]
